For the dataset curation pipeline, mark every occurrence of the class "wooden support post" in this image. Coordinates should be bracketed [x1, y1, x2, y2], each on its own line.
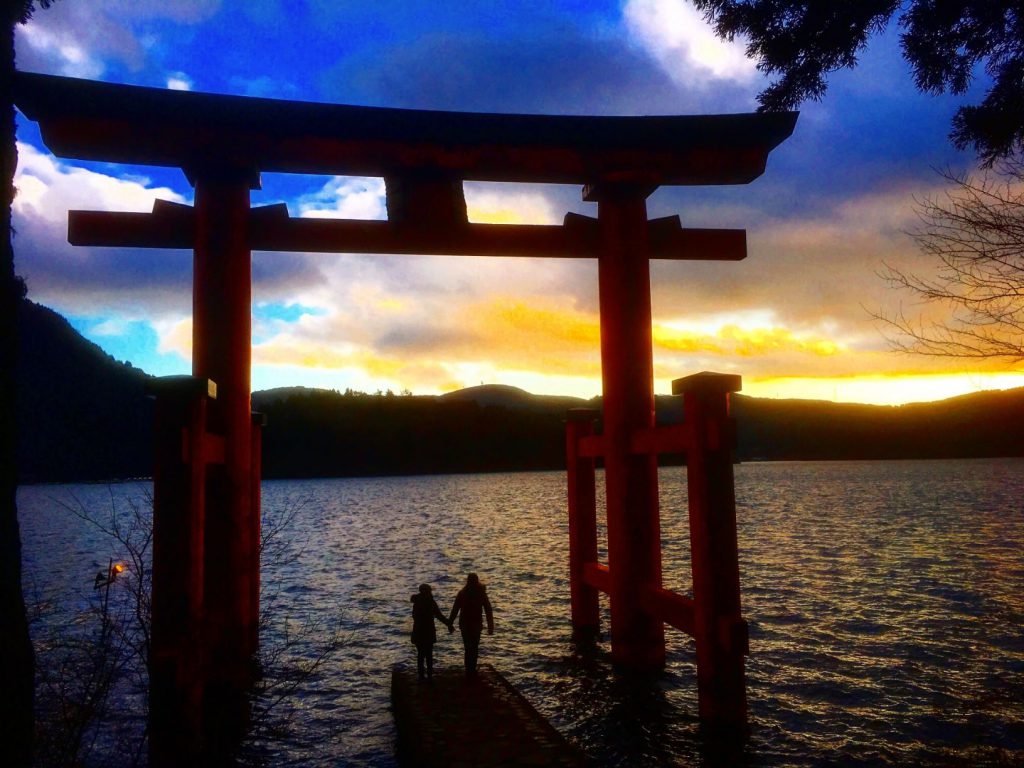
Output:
[191, 165, 258, 750]
[149, 375, 217, 767]
[673, 372, 748, 727]
[385, 172, 468, 231]
[588, 181, 665, 671]
[565, 408, 600, 640]
[249, 412, 265, 662]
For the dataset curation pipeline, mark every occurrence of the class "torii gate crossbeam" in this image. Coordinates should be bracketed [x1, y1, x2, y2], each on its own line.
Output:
[15, 71, 796, 763]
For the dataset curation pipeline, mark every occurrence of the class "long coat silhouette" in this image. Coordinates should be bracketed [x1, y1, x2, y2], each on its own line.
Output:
[448, 573, 494, 674]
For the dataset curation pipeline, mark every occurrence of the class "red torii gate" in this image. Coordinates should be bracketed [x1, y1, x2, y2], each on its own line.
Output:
[15, 72, 795, 760]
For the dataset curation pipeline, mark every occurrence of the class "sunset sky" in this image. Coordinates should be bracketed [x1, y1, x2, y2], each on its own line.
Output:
[13, 0, 1024, 405]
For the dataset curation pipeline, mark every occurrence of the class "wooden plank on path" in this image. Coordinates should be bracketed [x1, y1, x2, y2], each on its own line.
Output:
[391, 664, 586, 767]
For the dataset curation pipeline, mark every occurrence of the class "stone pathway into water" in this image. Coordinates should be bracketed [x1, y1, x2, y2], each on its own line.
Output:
[391, 664, 586, 767]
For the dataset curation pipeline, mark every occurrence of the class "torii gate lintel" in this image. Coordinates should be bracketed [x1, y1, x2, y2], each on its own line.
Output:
[67, 191, 750, 261]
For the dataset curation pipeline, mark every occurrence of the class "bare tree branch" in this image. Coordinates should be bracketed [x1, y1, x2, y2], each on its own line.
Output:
[874, 158, 1024, 360]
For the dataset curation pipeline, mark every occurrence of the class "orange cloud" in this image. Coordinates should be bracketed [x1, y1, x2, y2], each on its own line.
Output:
[204, 288, 1024, 404]
[717, 325, 842, 357]
[155, 316, 192, 358]
[481, 300, 601, 346]
[251, 297, 867, 395]
[652, 320, 843, 358]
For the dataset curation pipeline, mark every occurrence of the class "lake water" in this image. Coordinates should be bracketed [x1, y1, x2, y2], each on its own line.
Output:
[18, 459, 1024, 766]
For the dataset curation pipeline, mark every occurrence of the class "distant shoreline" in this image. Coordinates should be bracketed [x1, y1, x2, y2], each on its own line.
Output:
[19, 454, 1024, 490]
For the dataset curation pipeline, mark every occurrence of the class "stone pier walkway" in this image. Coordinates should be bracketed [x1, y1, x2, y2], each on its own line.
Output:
[391, 664, 586, 767]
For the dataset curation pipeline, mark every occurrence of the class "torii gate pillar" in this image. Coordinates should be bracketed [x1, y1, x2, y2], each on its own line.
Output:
[589, 182, 665, 670]
[191, 166, 259, 744]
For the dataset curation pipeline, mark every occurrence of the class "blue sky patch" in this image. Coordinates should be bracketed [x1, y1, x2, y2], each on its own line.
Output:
[67, 315, 189, 377]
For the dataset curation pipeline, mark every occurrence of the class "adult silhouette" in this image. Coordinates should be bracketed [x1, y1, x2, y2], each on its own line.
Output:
[448, 573, 494, 675]
[410, 583, 452, 681]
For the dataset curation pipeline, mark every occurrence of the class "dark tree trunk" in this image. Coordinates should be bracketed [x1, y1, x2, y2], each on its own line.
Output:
[0, 7, 35, 765]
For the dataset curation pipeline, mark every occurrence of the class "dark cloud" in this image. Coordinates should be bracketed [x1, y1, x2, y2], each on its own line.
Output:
[321, 27, 756, 116]
[13, 206, 192, 314]
[374, 324, 479, 354]
[15, 210, 325, 317]
[252, 251, 327, 300]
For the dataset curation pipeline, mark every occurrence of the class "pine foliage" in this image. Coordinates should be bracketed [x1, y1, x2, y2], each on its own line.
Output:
[694, 1, 1024, 163]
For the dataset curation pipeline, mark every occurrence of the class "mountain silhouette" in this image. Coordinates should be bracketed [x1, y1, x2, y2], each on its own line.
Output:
[17, 299, 153, 482]
[16, 298, 1024, 483]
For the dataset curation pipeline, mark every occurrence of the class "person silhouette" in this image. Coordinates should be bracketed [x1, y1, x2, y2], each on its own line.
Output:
[410, 583, 453, 681]
[448, 573, 494, 675]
